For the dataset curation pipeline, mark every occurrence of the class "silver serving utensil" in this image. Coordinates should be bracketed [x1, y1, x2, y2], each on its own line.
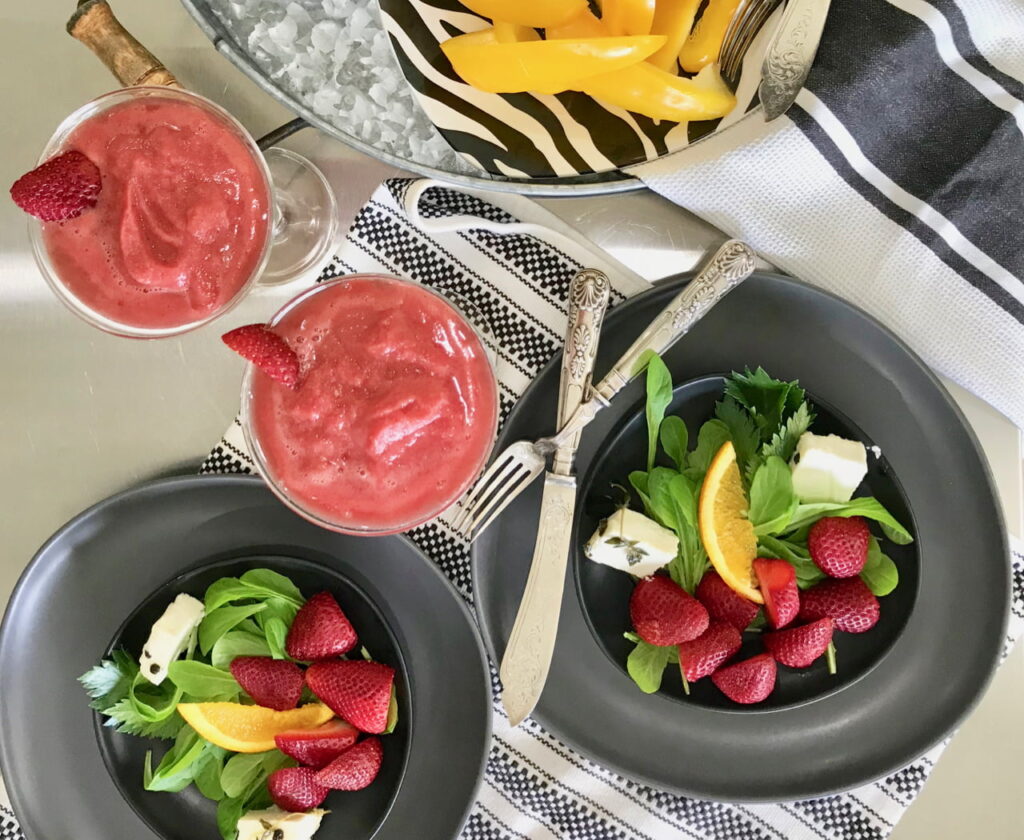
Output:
[758, 0, 833, 121]
[451, 240, 757, 541]
[720, 0, 784, 89]
[499, 269, 610, 727]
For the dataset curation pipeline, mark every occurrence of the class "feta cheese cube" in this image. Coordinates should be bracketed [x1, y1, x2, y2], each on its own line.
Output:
[789, 432, 868, 504]
[585, 507, 678, 577]
[138, 593, 205, 685]
[237, 808, 327, 840]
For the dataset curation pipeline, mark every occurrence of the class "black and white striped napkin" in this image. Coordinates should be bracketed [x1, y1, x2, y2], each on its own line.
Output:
[633, 0, 1024, 431]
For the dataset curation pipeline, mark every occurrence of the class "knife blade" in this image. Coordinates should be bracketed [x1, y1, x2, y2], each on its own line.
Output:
[758, 0, 832, 122]
[500, 269, 610, 726]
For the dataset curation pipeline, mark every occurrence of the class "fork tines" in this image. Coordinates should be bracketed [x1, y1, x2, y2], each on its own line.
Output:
[450, 446, 542, 541]
[720, 0, 784, 87]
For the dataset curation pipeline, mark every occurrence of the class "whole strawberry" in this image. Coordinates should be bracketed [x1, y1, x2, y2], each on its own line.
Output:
[286, 591, 358, 660]
[267, 766, 329, 812]
[316, 737, 384, 791]
[275, 719, 360, 768]
[629, 575, 709, 646]
[799, 578, 880, 633]
[229, 656, 304, 711]
[677, 620, 742, 682]
[11, 150, 101, 221]
[809, 516, 870, 578]
[305, 660, 394, 734]
[763, 618, 834, 667]
[696, 571, 759, 631]
[222, 324, 300, 389]
[752, 558, 799, 629]
[711, 653, 777, 704]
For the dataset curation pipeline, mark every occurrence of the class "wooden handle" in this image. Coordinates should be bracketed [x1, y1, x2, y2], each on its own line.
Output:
[67, 0, 180, 88]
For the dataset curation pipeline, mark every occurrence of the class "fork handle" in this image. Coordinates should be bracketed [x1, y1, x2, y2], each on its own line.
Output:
[591, 240, 757, 402]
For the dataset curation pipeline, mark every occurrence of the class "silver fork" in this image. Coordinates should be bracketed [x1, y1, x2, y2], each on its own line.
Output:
[451, 240, 758, 542]
[720, 0, 785, 88]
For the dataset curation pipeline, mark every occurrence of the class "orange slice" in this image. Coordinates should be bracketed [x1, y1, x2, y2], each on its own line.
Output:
[177, 702, 334, 753]
[698, 441, 762, 604]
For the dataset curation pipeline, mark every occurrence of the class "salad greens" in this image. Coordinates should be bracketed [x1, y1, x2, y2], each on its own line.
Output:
[79, 569, 398, 840]
[619, 358, 913, 695]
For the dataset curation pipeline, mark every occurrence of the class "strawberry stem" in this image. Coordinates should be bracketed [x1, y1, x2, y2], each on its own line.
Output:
[826, 641, 837, 675]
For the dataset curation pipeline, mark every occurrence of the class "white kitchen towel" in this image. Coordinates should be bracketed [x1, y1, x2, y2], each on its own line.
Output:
[191, 178, 1024, 840]
[632, 0, 1024, 431]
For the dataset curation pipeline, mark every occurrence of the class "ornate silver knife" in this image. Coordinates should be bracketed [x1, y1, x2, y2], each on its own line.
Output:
[500, 268, 610, 727]
[758, 0, 833, 121]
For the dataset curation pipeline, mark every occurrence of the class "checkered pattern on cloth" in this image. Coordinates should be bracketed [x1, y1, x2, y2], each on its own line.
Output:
[6, 179, 1020, 840]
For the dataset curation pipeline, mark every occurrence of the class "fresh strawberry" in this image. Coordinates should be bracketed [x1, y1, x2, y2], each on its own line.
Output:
[629, 575, 709, 646]
[275, 719, 360, 768]
[10, 150, 101, 222]
[677, 620, 742, 682]
[285, 591, 358, 660]
[763, 618, 834, 667]
[221, 324, 300, 389]
[711, 653, 777, 704]
[695, 571, 760, 631]
[305, 660, 394, 734]
[315, 737, 384, 791]
[799, 578, 880, 633]
[267, 766, 329, 812]
[753, 557, 799, 629]
[808, 516, 871, 578]
[229, 656, 303, 711]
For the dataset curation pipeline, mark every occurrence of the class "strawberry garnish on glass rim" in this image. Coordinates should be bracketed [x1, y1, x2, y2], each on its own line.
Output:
[10, 150, 102, 222]
[221, 323, 300, 389]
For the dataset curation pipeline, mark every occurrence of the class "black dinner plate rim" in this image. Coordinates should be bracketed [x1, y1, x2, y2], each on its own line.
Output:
[471, 270, 1010, 802]
[0, 474, 492, 840]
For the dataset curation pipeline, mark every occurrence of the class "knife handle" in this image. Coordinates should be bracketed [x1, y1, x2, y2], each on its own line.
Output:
[760, 0, 831, 120]
[499, 475, 576, 727]
[592, 240, 756, 402]
[553, 269, 610, 476]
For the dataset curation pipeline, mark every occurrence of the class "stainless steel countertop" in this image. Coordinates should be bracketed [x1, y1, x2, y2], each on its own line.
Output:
[1, 2, 1022, 837]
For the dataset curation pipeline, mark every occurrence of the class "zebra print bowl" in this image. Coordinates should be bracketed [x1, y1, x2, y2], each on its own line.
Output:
[378, 0, 781, 181]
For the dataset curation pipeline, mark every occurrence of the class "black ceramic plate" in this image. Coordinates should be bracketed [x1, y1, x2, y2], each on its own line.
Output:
[473, 272, 1009, 801]
[0, 476, 491, 840]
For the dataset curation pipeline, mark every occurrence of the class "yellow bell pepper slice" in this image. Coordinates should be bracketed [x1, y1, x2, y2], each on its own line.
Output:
[648, 0, 702, 72]
[547, 9, 610, 39]
[578, 62, 736, 122]
[458, 0, 588, 29]
[492, 21, 541, 43]
[442, 33, 667, 94]
[679, 0, 743, 72]
[597, 0, 657, 36]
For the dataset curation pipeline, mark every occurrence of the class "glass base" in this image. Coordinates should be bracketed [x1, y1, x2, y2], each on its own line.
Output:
[261, 147, 338, 285]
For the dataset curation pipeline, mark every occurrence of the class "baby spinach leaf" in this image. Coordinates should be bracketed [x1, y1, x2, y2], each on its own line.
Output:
[686, 419, 731, 480]
[625, 637, 678, 694]
[239, 569, 304, 606]
[642, 354, 674, 472]
[204, 568, 304, 614]
[211, 630, 272, 671]
[757, 535, 825, 589]
[784, 498, 913, 544]
[144, 727, 209, 793]
[645, 467, 680, 530]
[193, 747, 227, 801]
[748, 456, 798, 536]
[263, 617, 289, 660]
[216, 796, 244, 840]
[221, 752, 271, 799]
[198, 603, 267, 655]
[129, 671, 184, 723]
[860, 537, 899, 596]
[659, 416, 688, 471]
[168, 661, 241, 701]
[659, 474, 706, 594]
[628, 470, 653, 515]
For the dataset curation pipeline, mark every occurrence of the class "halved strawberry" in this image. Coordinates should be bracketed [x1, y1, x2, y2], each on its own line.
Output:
[285, 591, 358, 661]
[753, 557, 799, 629]
[305, 660, 394, 734]
[275, 719, 360, 768]
[315, 737, 383, 791]
[267, 766, 329, 812]
[711, 653, 777, 704]
[763, 618, 834, 667]
[221, 324, 300, 389]
[799, 578, 880, 633]
[11, 150, 101, 221]
[629, 575, 709, 646]
[695, 570, 760, 631]
[229, 656, 303, 711]
[808, 516, 870, 578]
[677, 620, 742, 682]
